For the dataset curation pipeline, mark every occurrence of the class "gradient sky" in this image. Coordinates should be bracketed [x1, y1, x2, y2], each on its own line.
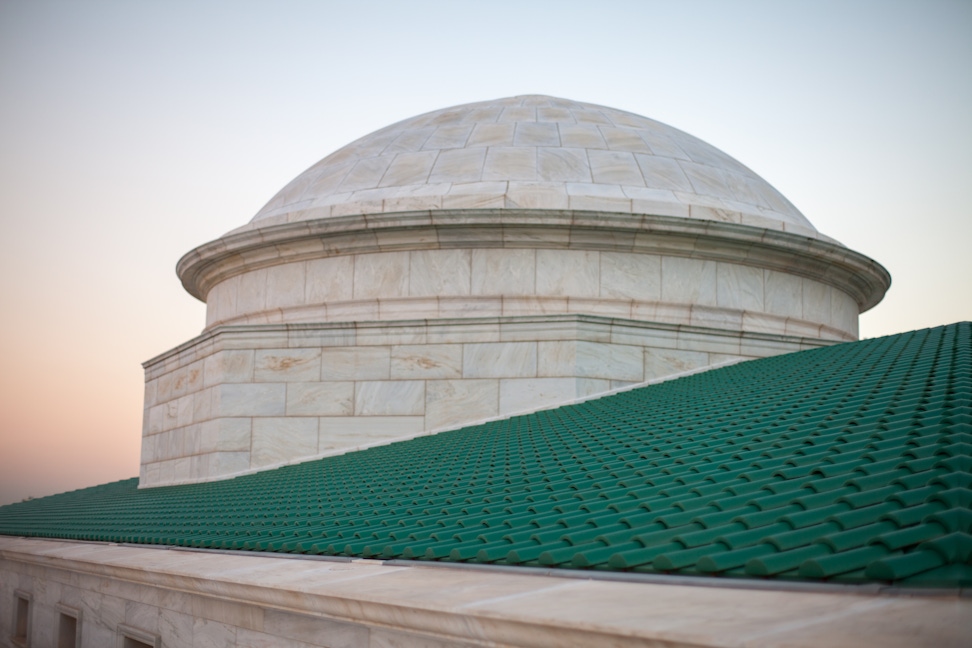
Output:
[1, 0, 969, 506]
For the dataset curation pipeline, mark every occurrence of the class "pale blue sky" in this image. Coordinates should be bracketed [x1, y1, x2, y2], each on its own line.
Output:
[1, 0, 969, 505]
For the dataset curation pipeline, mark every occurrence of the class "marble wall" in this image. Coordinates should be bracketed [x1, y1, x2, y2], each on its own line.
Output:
[140, 315, 829, 487]
[203, 250, 860, 341]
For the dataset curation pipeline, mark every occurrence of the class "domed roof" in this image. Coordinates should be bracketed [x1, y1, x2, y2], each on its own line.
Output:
[247, 95, 821, 238]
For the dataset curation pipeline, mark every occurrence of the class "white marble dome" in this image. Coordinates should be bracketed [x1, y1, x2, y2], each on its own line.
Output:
[244, 95, 820, 239]
[152, 95, 891, 488]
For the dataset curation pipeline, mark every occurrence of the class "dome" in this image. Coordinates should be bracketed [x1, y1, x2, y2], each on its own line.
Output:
[244, 95, 821, 239]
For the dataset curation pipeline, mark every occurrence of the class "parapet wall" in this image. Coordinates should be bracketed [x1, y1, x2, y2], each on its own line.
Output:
[139, 315, 829, 487]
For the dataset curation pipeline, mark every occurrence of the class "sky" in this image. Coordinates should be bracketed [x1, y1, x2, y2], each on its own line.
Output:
[0, 0, 969, 506]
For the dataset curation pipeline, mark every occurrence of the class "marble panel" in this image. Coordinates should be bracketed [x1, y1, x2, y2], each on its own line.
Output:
[176, 394, 194, 427]
[633, 154, 694, 192]
[207, 275, 239, 326]
[353, 252, 410, 300]
[204, 350, 255, 386]
[286, 382, 354, 416]
[599, 252, 661, 301]
[254, 349, 322, 383]
[428, 147, 485, 184]
[423, 124, 473, 150]
[577, 377, 613, 397]
[536, 105, 572, 122]
[125, 600, 160, 634]
[251, 418, 318, 469]
[536, 147, 591, 182]
[200, 418, 251, 453]
[505, 181, 569, 209]
[498, 105, 536, 122]
[321, 347, 391, 380]
[601, 126, 653, 152]
[237, 268, 268, 316]
[383, 127, 434, 154]
[483, 147, 536, 181]
[716, 262, 764, 312]
[425, 378, 499, 430]
[513, 122, 560, 147]
[338, 156, 393, 192]
[144, 379, 159, 409]
[355, 381, 426, 416]
[378, 151, 437, 187]
[558, 123, 607, 149]
[576, 341, 644, 381]
[162, 401, 180, 432]
[193, 617, 237, 648]
[305, 256, 354, 305]
[803, 279, 833, 326]
[208, 451, 250, 475]
[409, 249, 471, 297]
[680, 161, 734, 200]
[391, 344, 462, 379]
[159, 366, 188, 402]
[463, 342, 537, 378]
[536, 250, 600, 297]
[265, 262, 306, 310]
[318, 416, 425, 452]
[191, 596, 263, 630]
[216, 383, 286, 417]
[261, 609, 369, 647]
[185, 359, 204, 394]
[661, 256, 718, 306]
[499, 377, 577, 415]
[832, 290, 859, 338]
[588, 150, 645, 185]
[537, 341, 576, 377]
[471, 249, 536, 296]
[764, 270, 804, 319]
[160, 609, 194, 647]
[466, 122, 514, 147]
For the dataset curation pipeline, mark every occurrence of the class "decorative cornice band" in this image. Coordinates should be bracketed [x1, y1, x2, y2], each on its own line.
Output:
[177, 209, 891, 311]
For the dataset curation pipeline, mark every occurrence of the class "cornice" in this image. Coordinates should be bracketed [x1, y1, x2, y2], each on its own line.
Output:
[177, 209, 890, 312]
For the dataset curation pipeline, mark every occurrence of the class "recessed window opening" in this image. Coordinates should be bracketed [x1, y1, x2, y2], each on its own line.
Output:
[56, 604, 81, 648]
[122, 638, 152, 648]
[117, 624, 160, 648]
[11, 590, 31, 647]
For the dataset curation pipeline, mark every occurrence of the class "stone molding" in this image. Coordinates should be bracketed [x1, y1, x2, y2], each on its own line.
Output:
[177, 210, 891, 312]
[1, 538, 967, 648]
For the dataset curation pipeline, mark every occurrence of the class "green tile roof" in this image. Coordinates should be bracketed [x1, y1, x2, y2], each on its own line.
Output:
[2, 322, 970, 587]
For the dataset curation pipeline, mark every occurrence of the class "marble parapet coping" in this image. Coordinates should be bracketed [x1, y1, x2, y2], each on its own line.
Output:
[177, 210, 891, 312]
[1, 537, 967, 648]
[142, 313, 831, 371]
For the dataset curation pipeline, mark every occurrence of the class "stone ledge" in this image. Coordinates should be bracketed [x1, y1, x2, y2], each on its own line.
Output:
[1, 538, 966, 648]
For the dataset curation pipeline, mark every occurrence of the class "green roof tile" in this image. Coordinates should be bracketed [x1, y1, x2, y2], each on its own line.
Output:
[1, 322, 970, 586]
